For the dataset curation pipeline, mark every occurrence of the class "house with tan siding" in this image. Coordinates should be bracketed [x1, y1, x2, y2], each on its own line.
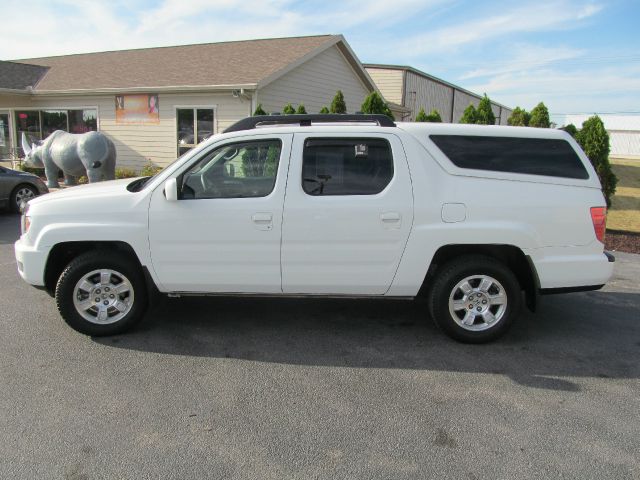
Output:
[0, 35, 387, 170]
[365, 64, 512, 124]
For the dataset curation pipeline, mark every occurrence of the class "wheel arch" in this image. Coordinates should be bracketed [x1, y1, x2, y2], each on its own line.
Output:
[43, 241, 152, 296]
[419, 244, 539, 311]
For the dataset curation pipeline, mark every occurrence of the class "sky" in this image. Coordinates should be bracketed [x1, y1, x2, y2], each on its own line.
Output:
[1, 0, 638, 123]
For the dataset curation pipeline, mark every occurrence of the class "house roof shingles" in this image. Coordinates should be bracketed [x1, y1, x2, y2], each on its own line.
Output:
[0, 61, 49, 90]
[12, 35, 335, 92]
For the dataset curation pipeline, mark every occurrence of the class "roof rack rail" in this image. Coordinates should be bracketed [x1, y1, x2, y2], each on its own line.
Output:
[224, 114, 396, 133]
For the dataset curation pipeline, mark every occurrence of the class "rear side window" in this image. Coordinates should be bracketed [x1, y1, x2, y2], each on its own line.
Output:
[302, 138, 393, 195]
[429, 135, 589, 179]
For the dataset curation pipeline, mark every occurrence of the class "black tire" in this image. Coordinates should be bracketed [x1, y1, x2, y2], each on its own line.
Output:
[428, 255, 521, 343]
[10, 184, 38, 213]
[55, 250, 148, 336]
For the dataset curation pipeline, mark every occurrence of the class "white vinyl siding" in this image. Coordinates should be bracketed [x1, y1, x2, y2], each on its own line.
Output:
[364, 68, 404, 105]
[259, 46, 370, 114]
[1, 92, 251, 169]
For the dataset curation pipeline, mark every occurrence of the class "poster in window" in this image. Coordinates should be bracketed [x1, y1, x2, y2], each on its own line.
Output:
[115, 94, 160, 124]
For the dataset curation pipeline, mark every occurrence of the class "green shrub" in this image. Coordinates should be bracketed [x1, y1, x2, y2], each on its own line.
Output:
[282, 103, 296, 115]
[115, 167, 138, 179]
[507, 107, 530, 126]
[576, 115, 617, 207]
[319, 106, 330, 114]
[330, 90, 347, 114]
[360, 91, 394, 120]
[529, 102, 551, 128]
[296, 104, 307, 114]
[425, 109, 442, 122]
[476, 94, 496, 125]
[415, 108, 428, 122]
[459, 104, 478, 124]
[15, 163, 44, 175]
[253, 104, 267, 116]
[561, 123, 578, 138]
[140, 161, 163, 177]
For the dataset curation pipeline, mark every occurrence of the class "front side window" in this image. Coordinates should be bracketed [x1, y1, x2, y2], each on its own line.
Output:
[430, 135, 589, 179]
[181, 139, 281, 199]
[302, 138, 393, 196]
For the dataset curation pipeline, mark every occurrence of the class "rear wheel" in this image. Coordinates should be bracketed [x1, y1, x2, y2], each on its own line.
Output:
[55, 251, 148, 336]
[11, 184, 37, 213]
[428, 255, 521, 343]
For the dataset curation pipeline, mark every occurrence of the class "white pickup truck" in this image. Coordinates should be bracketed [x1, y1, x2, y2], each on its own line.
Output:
[14, 114, 614, 342]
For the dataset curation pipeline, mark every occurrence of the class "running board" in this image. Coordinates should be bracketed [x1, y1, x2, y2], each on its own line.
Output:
[166, 292, 414, 300]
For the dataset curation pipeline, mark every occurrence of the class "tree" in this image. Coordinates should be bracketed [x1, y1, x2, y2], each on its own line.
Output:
[576, 116, 617, 207]
[416, 107, 442, 122]
[319, 106, 330, 114]
[360, 91, 394, 119]
[282, 103, 296, 115]
[296, 104, 307, 114]
[253, 104, 266, 116]
[561, 123, 578, 138]
[529, 102, 550, 128]
[425, 109, 442, 122]
[476, 94, 496, 125]
[459, 104, 478, 124]
[330, 90, 347, 114]
[507, 107, 530, 126]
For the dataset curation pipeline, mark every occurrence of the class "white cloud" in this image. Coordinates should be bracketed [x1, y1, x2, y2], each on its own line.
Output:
[392, 0, 603, 57]
[464, 63, 640, 114]
[459, 44, 586, 80]
[0, 0, 446, 59]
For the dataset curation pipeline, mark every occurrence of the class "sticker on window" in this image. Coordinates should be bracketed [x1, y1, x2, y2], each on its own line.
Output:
[354, 144, 368, 157]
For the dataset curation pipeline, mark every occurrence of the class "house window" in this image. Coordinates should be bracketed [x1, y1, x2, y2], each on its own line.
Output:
[177, 108, 215, 156]
[15, 108, 98, 155]
[16, 111, 41, 146]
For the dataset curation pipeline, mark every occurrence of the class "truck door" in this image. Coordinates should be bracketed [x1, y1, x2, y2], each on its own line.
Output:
[281, 133, 413, 295]
[148, 134, 292, 293]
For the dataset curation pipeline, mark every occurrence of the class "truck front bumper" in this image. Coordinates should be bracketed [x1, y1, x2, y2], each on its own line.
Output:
[14, 237, 47, 287]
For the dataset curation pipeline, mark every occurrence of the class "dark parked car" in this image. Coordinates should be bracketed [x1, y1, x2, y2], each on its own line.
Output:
[0, 165, 49, 212]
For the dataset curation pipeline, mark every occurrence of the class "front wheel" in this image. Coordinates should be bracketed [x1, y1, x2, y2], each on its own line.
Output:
[55, 251, 148, 336]
[428, 255, 522, 343]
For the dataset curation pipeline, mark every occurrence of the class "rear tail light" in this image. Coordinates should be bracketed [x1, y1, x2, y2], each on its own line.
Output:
[590, 207, 607, 243]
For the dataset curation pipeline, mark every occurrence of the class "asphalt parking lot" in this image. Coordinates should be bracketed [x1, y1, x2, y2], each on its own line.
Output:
[0, 212, 639, 479]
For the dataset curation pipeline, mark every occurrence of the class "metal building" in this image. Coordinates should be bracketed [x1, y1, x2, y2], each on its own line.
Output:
[365, 64, 512, 124]
[564, 114, 640, 159]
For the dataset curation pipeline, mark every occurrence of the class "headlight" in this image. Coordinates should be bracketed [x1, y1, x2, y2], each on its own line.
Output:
[21, 205, 31, 235]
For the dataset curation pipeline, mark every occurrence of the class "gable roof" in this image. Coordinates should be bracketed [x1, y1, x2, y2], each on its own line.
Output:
[10, 35, 374, 93]
[0, 61, 49, 90]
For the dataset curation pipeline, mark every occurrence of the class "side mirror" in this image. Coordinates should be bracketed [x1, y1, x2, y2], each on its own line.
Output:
[164, 178, 178, 202]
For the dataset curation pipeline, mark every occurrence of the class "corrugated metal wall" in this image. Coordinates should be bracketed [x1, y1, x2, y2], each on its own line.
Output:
[404, 71, 453, 122]
[609, 131, 640, 157]
[367, 67, 512, 123]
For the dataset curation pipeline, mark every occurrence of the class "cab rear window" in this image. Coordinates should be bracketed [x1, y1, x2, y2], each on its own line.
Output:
[429, 135, 589, 179]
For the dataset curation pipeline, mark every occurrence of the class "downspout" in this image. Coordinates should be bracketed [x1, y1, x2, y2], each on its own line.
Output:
[450, 87, 455, 123]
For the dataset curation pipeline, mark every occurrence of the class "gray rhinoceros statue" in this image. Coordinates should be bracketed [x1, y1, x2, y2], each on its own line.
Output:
[22, 130, 116, 188]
